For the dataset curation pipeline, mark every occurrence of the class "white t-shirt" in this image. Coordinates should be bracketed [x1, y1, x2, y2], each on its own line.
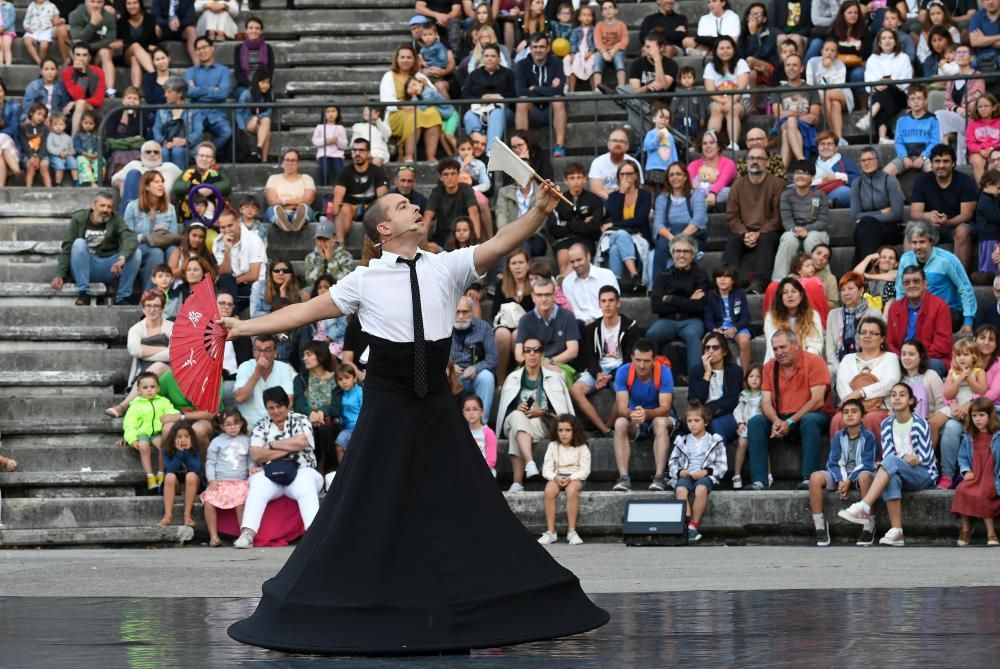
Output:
[265, 173, 316, 206]
[696, 10, 741, 39]
[702, 58, 751, 89]
[330, 246, 481, 343]
[587, 152, 644, 194]
[214, 228, 267, 281]
[598, 319, 623, 371]
[234, 359, 297, 427]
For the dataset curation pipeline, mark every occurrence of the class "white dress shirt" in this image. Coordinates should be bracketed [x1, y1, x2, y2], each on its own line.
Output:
[214, 228, 267, 281]
[561, 265, 620, 322]
[330, 247, 481, 343]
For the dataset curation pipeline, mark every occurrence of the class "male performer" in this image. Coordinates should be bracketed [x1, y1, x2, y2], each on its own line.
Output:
[222, 181, 609, 654]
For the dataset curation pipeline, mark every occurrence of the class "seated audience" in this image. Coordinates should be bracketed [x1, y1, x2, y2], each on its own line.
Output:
[152, 0, 198, 66]
[424, 158, 481, 249]
[826, 272, 884, 381]
[125, 170, 180, 291]
[250, 258, 301, 319]
[588, 128, 643, 200]
[513, 278, 581, 384]
[723, 146, 785, 293]
[764, 277, 824, 361]
[647, 235, 710, 378]
[561, 243, 619, 324]
[185, 36, 233, 154]
[652, 162, 708, 277]
[214, 210, 266, 313]
[850, 147, 905, 264]
[886, 265, 954, 377]
[69, 0, 118, 95]
[265, 149, 316, 232]
[704, 264, 751, 369]
[773, 160, 830, 281]
[331, 138, 390, 247]
[602, 162, 652, 291]
[812, 131, 859, 209]
[451, 296, 499, 419]
[909, 144, 978, 272]
[62, 41, 106, 133]
[830, 316, 900, 443]
[550, 163, 605, 275]
[687, 332, 742, 442]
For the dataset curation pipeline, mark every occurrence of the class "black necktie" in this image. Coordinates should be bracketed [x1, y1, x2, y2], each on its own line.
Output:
[397, 255, 427, 398]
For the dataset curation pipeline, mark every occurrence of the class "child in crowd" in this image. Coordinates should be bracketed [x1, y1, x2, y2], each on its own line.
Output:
[953, 397, 1000, 546]
[976, 170, 1000, 279]
[456, 135, 493, 235]
[809, 399, 877, 546]
[0, 0, 13, 66]
[313, 105, 347, 188]
[932, 337, 987, 489]
[202, 409, 252, 547]
[839, 382, 937, 546]
[0, 450, 15, 530]
[538, 414, 591, 546]
[21, 103, 51, 188]
[463, 394, 497, 477]
[122, 372, 178, 492]
[350, 106, 392, 166]
[151, 262, 174, 308]
[669, 401, 728, 543]
[236, 71, 274, 163]
[938, 42, 959, 78]
[641, 102, 677, 192]
[592, 0, 628, 89]
[884, 85, 938, 176]
[670, 66, 706, 144]
[74, 110, 102, 187]
[705, 265, 752, 369]
[334, 364, 363, 463]
[239, 195, 268, 245]
[418, 22, 452, 96]
[154, 79, 191, 170]
[447, 216, 479, 250]
[22, 0, 59, 66]
[405, 75, 457, 154]
[564, 3, 595, 92]
[732, 364, 764, 489]
[552, 3, 574, 41]
[46, 112, 76, 186]
[158, 421, 202, 528]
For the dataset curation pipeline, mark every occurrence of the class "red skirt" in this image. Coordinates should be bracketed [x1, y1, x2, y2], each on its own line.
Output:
[952, 434, 1000, 519]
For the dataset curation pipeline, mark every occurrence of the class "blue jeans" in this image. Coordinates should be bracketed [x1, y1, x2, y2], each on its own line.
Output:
[594, 50, 627, 74]
[461, 369, 496, 421]
[463, 107, 513, 152]
[805, 37, 824, 62]
[265, 204, 315, 225]
[69, 238, 141, 302]
[938, 418, 964, 479]
[645, 317, 704, 375]
[848, 66, 866, 87]
[137, 242, 176, 291]
[747, 411, 830, 485]
[827, 185, 852, 209]
[710, 414, 738, 443]
[880, 454, 934, 501]
[606, 229, 636, 278]
[318, 156, 343, 187]
[189, 110, 232, 153]
[928, 359, 948, 378]
[163, 145, 188, 171]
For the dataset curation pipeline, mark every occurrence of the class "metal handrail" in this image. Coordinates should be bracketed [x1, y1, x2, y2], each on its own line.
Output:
[96, 69, 1000, 168]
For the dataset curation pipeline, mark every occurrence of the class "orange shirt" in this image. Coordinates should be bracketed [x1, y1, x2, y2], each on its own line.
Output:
[761, 350, 833, 416]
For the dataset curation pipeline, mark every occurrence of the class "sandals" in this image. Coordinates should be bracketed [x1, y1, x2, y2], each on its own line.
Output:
[208, 538, 223, 547]
[156, 517, 172, 527]
[183, 517, 196, 528]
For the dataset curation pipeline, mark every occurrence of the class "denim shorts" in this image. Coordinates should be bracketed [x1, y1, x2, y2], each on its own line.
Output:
[675, 476, 714, 493]
[49, 155, 77, 172]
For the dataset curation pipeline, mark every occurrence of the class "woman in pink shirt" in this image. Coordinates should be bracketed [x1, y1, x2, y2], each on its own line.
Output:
[687, 130, 737, 210]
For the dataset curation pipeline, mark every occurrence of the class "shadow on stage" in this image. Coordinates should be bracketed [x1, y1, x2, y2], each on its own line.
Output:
[4, 588, 1000, 668]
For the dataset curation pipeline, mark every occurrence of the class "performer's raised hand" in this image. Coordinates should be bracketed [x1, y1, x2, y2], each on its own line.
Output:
[532, 179, 562, 216]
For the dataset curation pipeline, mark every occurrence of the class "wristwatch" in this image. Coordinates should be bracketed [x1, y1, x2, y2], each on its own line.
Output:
[785, 417, 796, 427]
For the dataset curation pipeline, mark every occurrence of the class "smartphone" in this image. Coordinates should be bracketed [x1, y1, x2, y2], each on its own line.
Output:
[526, 397, 535, 409]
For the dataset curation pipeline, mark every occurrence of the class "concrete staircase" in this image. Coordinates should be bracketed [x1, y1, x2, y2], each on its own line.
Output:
[0, 0, 979, 547]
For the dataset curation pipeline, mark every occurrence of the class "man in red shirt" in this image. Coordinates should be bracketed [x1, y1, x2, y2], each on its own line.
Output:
[885, 265, 953, 378]
[748, 329, 833, 491]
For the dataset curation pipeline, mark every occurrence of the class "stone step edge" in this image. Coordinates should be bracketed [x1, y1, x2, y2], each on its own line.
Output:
[0, 525, 193, 547]
[0, 471, 145, 486]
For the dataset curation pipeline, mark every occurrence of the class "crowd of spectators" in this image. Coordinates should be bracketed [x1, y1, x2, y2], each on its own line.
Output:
[6, 0, 1000, 548]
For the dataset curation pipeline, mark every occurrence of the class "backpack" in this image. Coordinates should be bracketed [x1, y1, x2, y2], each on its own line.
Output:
[626, 358, 672, 392]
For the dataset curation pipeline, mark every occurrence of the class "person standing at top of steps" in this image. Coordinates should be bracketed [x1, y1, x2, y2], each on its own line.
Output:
[221, 184, 609, 654]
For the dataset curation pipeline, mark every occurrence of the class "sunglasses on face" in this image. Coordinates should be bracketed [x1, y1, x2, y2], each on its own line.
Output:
[272, 267, 292, 274]
[523, 346, 543, 353]
[703, 344, 723, 351]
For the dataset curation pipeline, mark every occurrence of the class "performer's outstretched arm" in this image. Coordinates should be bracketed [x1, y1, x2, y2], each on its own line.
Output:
[473, 180, 561, 275]
[220, 293, 343, 340]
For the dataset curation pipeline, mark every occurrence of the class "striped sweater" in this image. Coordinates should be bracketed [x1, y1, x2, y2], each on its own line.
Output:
[879, 414, 938, 484]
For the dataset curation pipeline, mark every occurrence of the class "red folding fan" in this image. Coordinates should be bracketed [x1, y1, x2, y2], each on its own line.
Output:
[169, 279, 226, 413]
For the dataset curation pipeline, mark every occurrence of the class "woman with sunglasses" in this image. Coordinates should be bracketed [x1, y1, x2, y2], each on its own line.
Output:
[250, 258, 302, 319]
[686, 331, 743, 442]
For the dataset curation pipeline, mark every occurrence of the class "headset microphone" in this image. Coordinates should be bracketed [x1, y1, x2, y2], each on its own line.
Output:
[374, 224, 420, 247]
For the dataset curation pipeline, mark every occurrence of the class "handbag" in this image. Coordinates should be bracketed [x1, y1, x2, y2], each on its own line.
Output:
[493, 301, 526, 329]
[837, 53, 864, 68]
[263, 456, 299, 485]
[146, 227, 183, 249]
[850, 370, 883, 413]
[816, 178, 847, 195]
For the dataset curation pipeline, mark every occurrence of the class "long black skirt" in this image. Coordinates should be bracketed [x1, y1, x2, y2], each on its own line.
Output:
[228, 355, 609, 653]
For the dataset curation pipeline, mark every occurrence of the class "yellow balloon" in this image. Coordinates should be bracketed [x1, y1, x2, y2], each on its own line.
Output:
[551, 37, 571, 58]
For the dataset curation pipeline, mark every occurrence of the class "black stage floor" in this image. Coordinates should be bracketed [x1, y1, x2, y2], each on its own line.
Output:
[4, 589, 999, 668]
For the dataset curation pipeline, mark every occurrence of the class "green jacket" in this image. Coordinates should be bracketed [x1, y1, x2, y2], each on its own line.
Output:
[123, 395, 178, 445]
[172, 166, 233, 220]
[57, 209, 139, 279]
[69, 5, 117, 51]
[293, 372, 343, 419]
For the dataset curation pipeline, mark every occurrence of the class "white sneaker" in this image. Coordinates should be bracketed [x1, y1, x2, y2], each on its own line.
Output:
[879, 528, 905, 546]
[855, 114, 871, 132]
[233, 528, 255, 549]
[525, 461, 540, 479]
[538, 531, 558, 545]
[767, 473, 774, 488]
[507, 481, 525, 493]
[731, 475, 743, 490]
[879, 137, 895, 145]
[839, 137, 849, 147]
[567, 530, 584, 545]
[727, 142, 740, 152]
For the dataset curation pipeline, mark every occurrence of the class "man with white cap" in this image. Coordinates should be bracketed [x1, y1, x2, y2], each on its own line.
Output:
[110, 140, 182, 211]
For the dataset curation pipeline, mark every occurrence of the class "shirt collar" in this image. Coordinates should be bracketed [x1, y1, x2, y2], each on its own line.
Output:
[377, 248, 428, 266]
[534, 305, 559, 323]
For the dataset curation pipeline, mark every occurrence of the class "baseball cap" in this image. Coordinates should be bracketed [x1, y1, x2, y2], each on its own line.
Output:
[408, 15, 430, 26]
[314, 219, 335, 239]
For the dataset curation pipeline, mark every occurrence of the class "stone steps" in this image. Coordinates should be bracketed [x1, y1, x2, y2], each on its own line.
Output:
[0, 525, 193, 547]
[2, 438, 139, 474]
[0, 496, 193, 529]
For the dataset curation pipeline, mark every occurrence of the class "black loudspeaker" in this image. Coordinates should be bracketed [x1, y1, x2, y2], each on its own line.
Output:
[622, 500, 688, 546]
